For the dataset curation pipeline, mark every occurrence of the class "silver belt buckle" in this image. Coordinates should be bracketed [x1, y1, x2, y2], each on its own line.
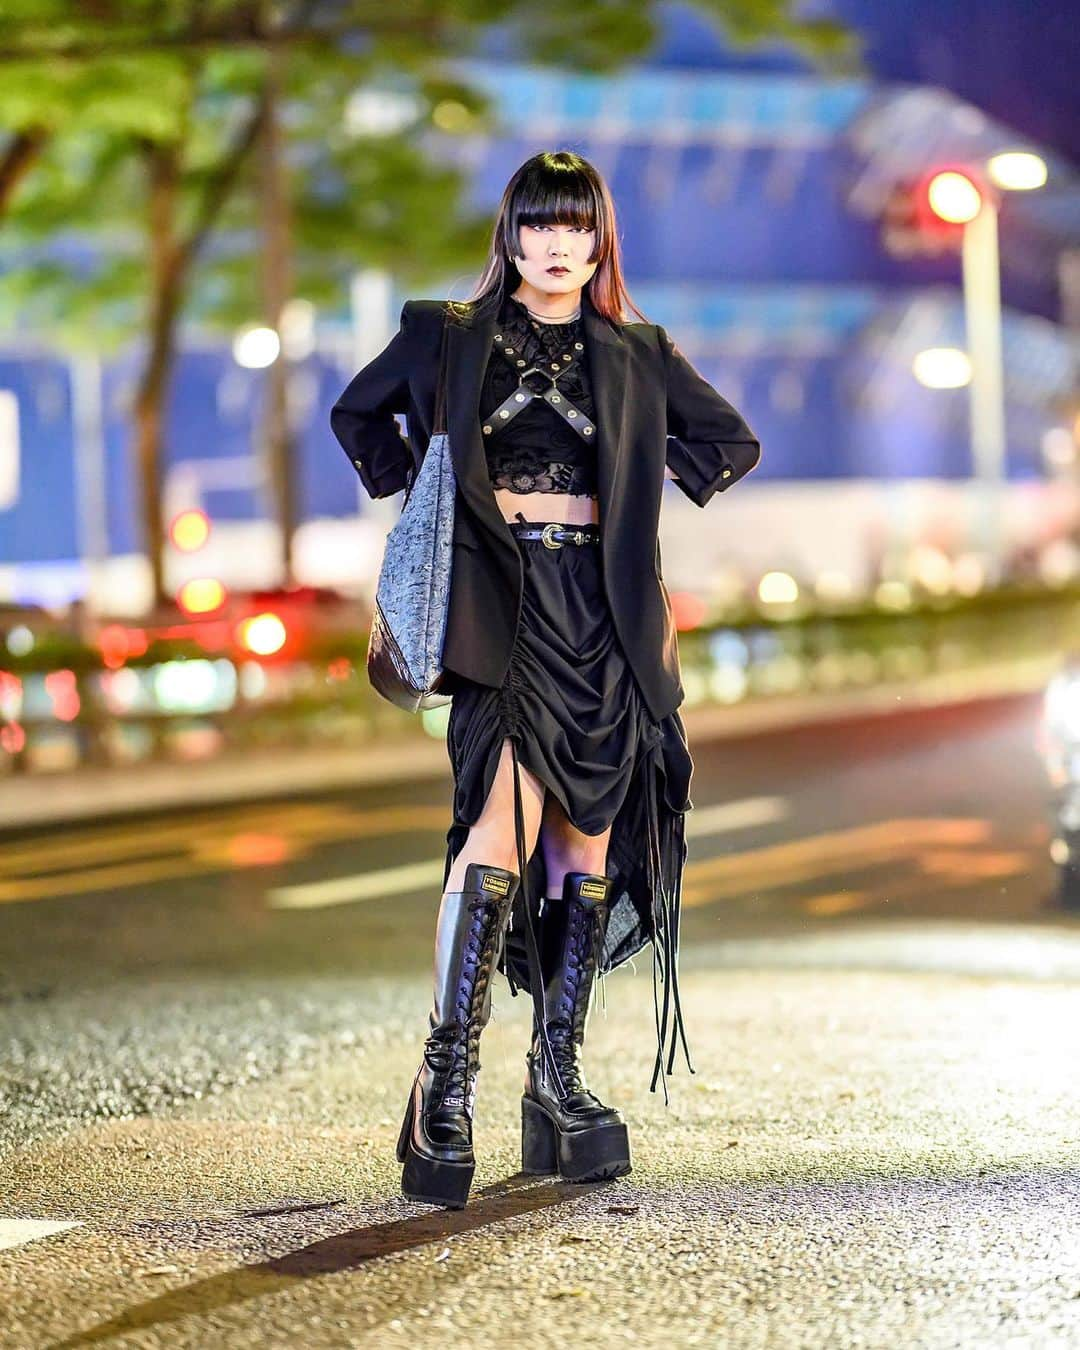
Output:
[541, 522, 564, 549]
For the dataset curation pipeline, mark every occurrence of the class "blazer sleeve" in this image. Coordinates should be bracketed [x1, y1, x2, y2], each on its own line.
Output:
[330, 301, 415, 500]
[658, 324, 761, 507]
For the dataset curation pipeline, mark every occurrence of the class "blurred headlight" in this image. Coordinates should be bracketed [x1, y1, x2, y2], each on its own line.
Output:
[1044, 673, 1080, 742]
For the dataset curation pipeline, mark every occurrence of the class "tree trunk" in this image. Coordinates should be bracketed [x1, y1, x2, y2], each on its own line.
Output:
[133, 140, 184, 609]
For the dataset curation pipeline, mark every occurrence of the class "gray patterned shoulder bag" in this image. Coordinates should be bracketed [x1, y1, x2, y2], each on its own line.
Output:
[366, 311, 456, 712]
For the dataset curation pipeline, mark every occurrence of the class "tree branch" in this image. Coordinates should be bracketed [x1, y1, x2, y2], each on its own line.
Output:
[0, 126, 49, 213]
[178, 90, 269, 270]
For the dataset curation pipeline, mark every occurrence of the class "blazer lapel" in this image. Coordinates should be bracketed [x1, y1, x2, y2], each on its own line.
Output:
[443, 284, 629, 554]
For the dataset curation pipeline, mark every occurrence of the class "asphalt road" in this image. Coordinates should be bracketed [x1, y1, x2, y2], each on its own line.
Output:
[4, 692, 1080, 1348]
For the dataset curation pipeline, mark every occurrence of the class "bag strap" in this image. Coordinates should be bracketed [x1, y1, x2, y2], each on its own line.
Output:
[432, 308, 451, 436]
[403, 309, 450, 505]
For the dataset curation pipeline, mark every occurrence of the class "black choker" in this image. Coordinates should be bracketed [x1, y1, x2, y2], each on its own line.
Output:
[509, 295, 581, 325]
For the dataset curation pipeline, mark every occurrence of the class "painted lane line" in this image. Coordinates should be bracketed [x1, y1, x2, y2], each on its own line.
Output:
[267, 797, 787, 911]
[679, 816, 998, 908]
[684, 795, 788, 838]
[0, 803, 450, 905]
[267, 859, 447, 909]
[0, 1219, 83, 1252]
[0, 802, 449, 874]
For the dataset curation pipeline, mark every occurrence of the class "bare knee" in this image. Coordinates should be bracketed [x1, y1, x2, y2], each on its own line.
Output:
[545, 837, 610, 880]
[540, 794, 611, 881]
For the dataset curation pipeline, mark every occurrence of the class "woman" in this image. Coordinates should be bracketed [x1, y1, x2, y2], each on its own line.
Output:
[330, 150, 761, 1210]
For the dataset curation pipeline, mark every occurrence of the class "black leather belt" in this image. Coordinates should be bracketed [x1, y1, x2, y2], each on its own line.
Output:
[509, 521, 601, 549]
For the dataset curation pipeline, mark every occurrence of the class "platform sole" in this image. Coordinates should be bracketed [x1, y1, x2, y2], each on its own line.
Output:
[397, 1083, 475, 1209]
[521, 1094, 632, 1182]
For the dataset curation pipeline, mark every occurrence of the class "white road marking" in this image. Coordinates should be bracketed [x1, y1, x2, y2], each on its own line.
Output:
[683, 795, 788, 838]
[266, 797, 786, 911]
[0, 1219, 83, 1252]
[267, 859, 447, 910]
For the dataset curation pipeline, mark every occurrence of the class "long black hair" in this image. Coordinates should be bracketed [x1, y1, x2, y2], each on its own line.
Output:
[457, 149, 648, 326]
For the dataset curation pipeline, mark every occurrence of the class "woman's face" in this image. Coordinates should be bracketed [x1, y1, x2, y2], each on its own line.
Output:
[510, 219, 598, 297]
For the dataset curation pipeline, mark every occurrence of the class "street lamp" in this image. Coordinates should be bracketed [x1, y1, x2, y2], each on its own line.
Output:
[987, 151, 1048, 192]
[882, 153, 1048, 584]
[924, 167, 1007, 581]
[912, 346, 972, 390]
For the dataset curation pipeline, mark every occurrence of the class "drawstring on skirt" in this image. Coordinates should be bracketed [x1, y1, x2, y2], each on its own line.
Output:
[501, 630, 568, 1102]
[643, 744, 695, 1104]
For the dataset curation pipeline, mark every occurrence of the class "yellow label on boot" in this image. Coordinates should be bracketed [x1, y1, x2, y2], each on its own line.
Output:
[481, 873, 510, 895]
[579, 880, 608, 900]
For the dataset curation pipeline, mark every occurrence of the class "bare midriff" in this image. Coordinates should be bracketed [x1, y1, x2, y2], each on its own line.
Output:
[493, 489, 600, 526]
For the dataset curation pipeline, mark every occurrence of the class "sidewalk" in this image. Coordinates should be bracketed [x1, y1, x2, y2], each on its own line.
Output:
[0, 653, 1057, 831]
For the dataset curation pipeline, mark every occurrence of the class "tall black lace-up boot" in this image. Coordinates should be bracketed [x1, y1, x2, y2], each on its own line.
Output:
[396, 862, 518, 1208]
[521, 871, 632, 1182]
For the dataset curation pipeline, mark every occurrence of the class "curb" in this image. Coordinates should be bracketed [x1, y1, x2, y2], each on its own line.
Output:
[0, 654, 1057, 831]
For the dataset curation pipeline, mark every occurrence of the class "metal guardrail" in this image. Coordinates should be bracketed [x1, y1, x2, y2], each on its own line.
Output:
[1, 582, 1076, 777]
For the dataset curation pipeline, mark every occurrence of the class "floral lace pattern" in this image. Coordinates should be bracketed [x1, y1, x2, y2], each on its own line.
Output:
[490, 462, 598, 496]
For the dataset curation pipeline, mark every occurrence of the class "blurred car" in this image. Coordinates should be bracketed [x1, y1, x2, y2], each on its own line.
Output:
[1039, 651, 1080, 909]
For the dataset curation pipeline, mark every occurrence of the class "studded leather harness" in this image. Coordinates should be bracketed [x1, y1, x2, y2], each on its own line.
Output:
[481, 320, 598, 445]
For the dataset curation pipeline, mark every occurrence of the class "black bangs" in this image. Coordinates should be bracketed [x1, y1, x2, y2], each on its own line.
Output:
[510, 165, 599, 233]
[473, 148, 644, 322]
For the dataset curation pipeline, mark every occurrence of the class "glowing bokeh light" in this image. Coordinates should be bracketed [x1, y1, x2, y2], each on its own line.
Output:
[238, 612, 287, 656]
[178, 578, 227, 615]
[232, 325, 280, 369]
[758, 571, 800, 605]
[170, 509, 211, 552]
[988, 151, 1047, 191]
[927, 171, 982, 224]
[913, 347, 972, 389]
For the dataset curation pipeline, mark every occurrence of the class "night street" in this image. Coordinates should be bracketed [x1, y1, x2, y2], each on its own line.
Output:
[4, 694, 1080, 1347]
[4, 0, 1079, 1343]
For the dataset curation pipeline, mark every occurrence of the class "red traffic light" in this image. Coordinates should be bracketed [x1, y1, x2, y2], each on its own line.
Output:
[881, 166, 994, 258]
[924, 169, 983, 224]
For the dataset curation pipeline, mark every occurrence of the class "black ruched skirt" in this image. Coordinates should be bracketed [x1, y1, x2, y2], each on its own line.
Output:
[441, 515, 696, 1101]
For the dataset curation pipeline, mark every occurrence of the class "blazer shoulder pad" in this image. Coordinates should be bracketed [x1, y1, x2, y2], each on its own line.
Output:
[619, 319, 664, 353]
[404, 298, 478, 322]
[402, 299, 446, 322]
[402, 299, 485, 347]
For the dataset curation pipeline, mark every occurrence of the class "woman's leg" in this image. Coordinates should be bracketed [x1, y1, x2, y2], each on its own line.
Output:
[446, 736, 547, 887]
[399, 738, 550, 1209]
[521, 792, 630, 1183]
[538, 791, 612, 890]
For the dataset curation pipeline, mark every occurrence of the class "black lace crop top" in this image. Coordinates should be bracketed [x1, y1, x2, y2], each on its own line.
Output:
[478, 293, 599, 497]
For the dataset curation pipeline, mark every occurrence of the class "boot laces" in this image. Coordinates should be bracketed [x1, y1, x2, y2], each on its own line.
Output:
[539, 898, 608, 1100]
[426, 895, 501, 1110]
[545, 1017, 587, 1095]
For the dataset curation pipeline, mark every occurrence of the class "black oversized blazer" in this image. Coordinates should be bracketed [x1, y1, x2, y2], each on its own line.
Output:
[330, 284, 761, 724]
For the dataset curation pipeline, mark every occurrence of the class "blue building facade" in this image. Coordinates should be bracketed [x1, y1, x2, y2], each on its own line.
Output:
[1, 7, 1077, 605]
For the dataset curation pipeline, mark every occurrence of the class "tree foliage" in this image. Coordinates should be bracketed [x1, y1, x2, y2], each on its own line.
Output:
[0, 0, 854, 349]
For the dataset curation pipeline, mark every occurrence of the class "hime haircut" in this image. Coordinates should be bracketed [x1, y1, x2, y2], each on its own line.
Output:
[458, 149, 649, 328]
